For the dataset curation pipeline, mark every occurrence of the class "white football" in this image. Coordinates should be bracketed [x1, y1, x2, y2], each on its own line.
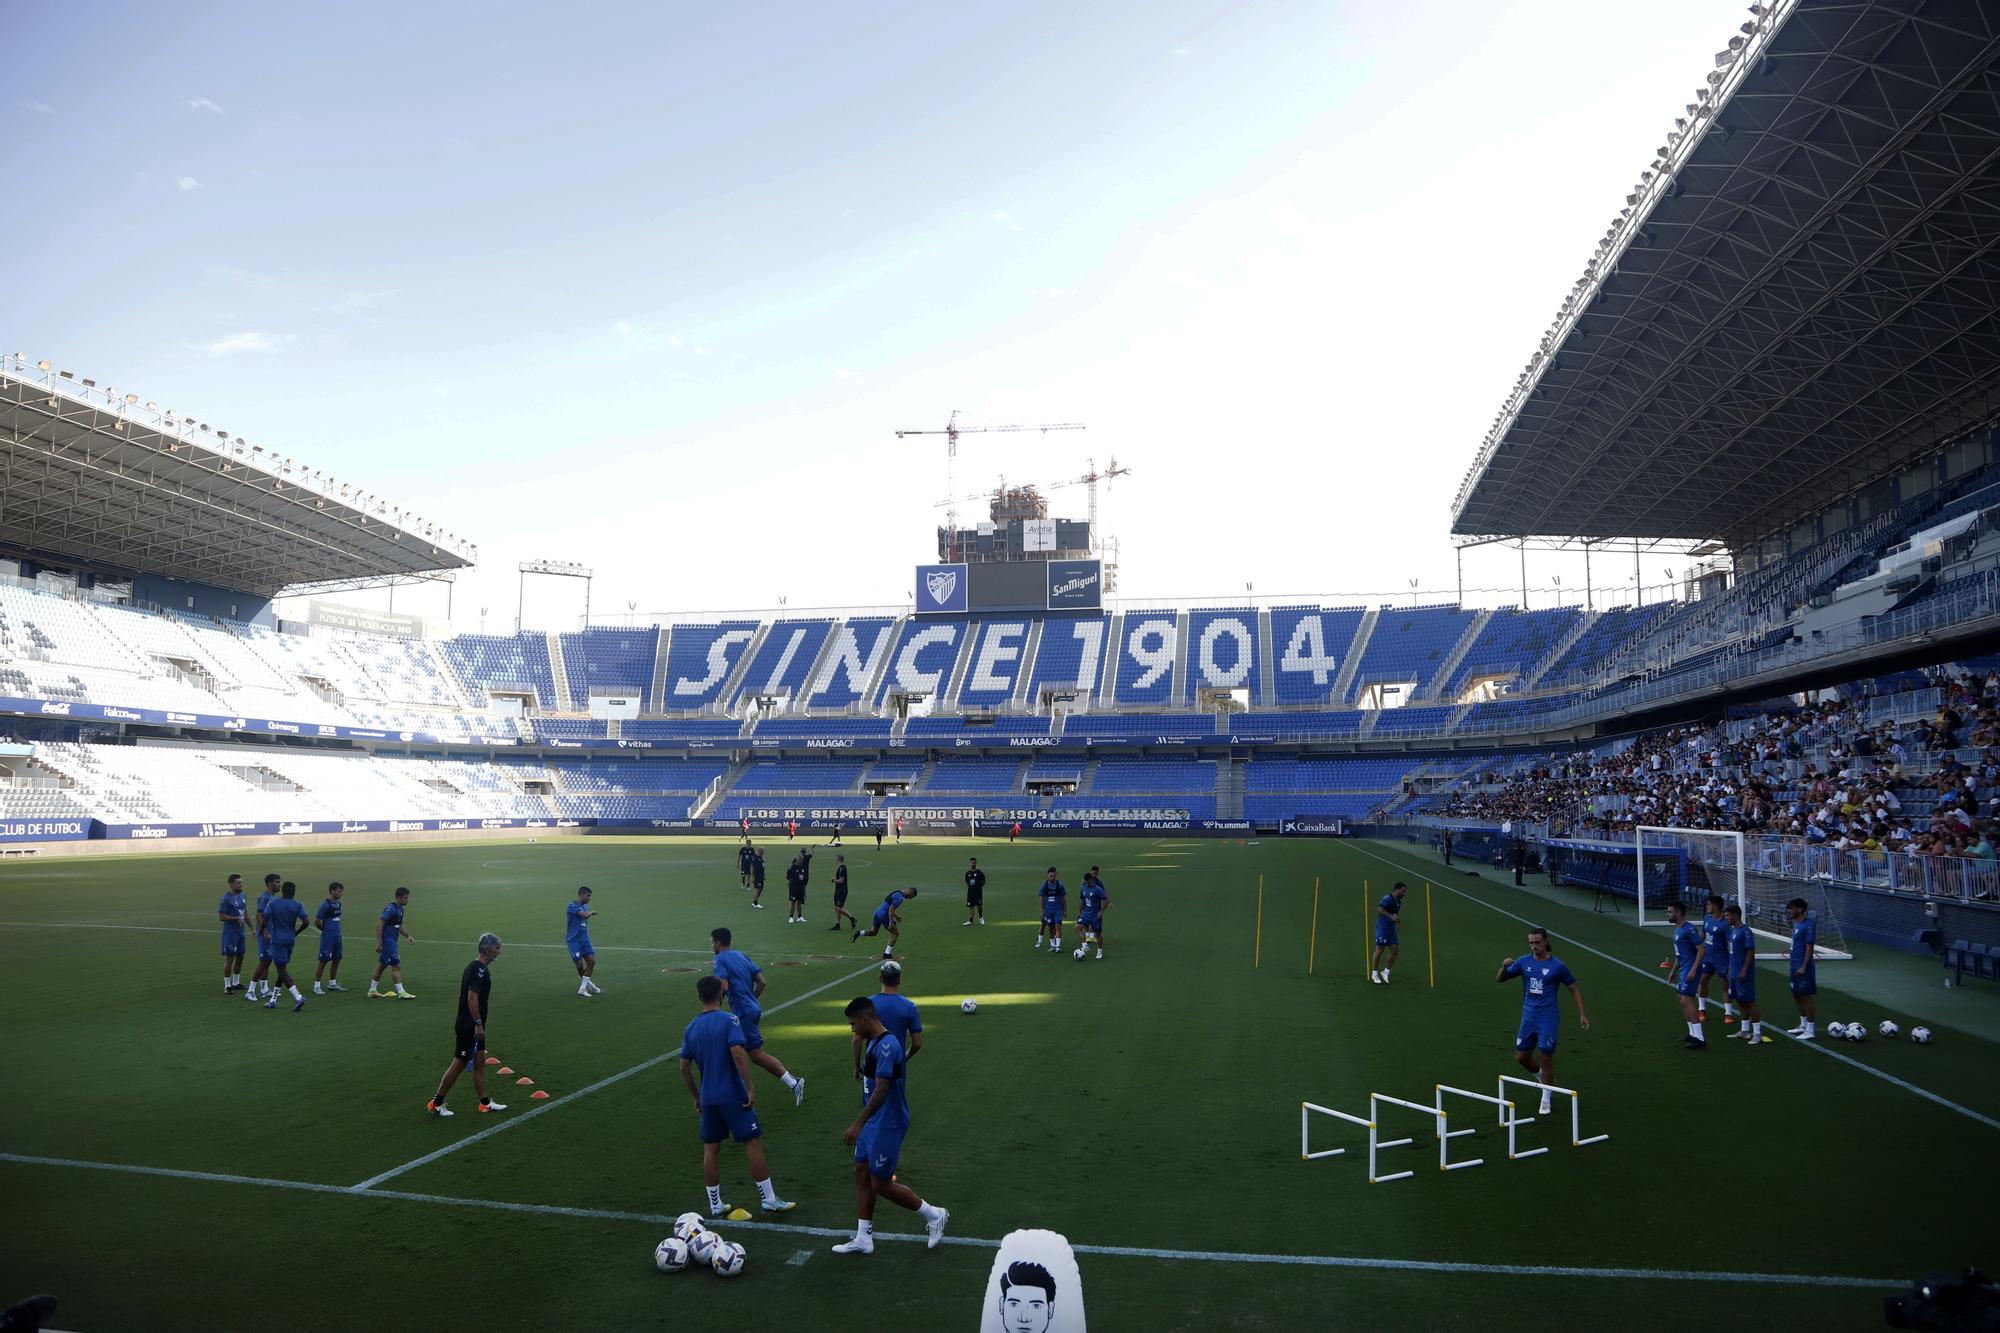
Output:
[1878, 1020, 1900, 1039]
[688, 1229, 723, 1264]
[1825, 1022, 1847, 1039]
[673, 1211, 705, 1242]
[1912, 1026, 1934, 1044]
[654, 1236, 690, 1273]
[710, 1240, 746, 1277]
[1073, 946, 1087, 959]
[1845, 1023, 1866, 1042]
[960, 998, 977, 1014]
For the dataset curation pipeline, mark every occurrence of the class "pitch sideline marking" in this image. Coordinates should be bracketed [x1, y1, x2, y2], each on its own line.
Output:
[0, 1151, 1896, 1289]
[1345, 842, 2000, 1133]
[348, 958, 883, 1191]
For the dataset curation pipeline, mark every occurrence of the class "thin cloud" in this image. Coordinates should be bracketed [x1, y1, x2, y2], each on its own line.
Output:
[22, 101, 54, 115]
[187, 97, 224, 114]
[1170, 46, 1190, 56]
[612, 320, 637, 335]
[195, 331, 281, 355]
[175, 176, 203, 191]
[834, 368, 870, 388]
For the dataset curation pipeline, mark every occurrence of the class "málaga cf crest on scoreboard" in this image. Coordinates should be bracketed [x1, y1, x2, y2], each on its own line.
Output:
[927, 569, 958, 604]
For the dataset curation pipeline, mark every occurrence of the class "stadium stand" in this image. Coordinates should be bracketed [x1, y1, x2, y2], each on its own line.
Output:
[1343, 605, 1479, 705]
[560, 627, 659, 702]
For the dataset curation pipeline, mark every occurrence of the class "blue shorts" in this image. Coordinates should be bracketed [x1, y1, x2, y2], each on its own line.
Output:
[872, 908, 894, 929]
[221, 933, 245, 958]
[1697, 958, 1721, 979]
[378, 946, 400, 967]
[1514, 1012, 1559, 1053]
[257, 937, 272, 962]
[319, 936, 343, 963]
[1789, 966, 1815, 996]
[1375, 926, 1398, 947]
[1078, 915, 1102, 934]
[1674, 965, 1698, 998]
[1732, 973, 1757, 1005]
[699, 1102, 763, 1145]
[735, 1013, 764, 1050]
[855, 1122, 906, 1179]
[1041, 912, 1063, 927]
[569, 939, 593, 961]
[269, 941, 295, 968]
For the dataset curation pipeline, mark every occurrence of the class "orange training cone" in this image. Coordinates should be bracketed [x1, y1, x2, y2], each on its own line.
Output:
[497, 1067, 514, 1075]
[515, 1076, 535, 1085]
[530, 1089, 550, 1100]
[484, 1056, 500, 1066]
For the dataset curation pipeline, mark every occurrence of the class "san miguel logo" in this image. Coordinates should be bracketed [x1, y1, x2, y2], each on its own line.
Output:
[926, 569, 959, 604]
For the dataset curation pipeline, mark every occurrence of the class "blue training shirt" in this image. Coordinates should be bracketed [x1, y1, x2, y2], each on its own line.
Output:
[565, 900, 591, 944]
[1503, 954, 1575, 1017]
[379, 902, 405, 943]
[1378, 893, 1400, 920]
[711, 948, 762, 1018]
[1039, 881, 1066, 915]
[266, 898, 308, 945]
[861, 1031, 911, 1131]
[1789, 914, 1816, 968]
[219, 892, 246, 936]
[872, 993, 923, 1053]
[1728, 923, 1756, 979]
[680, 1010, 749, 1107]
[1672, 920, 1702, 972]
[1701, 914, 1729, 961]
[255, 890, 276, 934]
[316, 897, 342, 935]
[1081, 884, 1108, 918]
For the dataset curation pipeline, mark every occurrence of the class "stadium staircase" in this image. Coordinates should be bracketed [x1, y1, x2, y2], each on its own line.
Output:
[1215, 756, 1246, 820]
[1425, 608, 1492, 701]
[1442, 699, 1477, 735]
[1011, 756, 1033, 794]
[546, 634, 574, 710]
[795, 624, 843, 712]
[940, 627, 978, 708]
[1330, 606, 1378, 705]
[913, 757, 940, 793]
[1256, 608, 1276, 704]
[1075, 757, 1100, 795]
[1356, 709, 1382, 740]
[1011, 620, 1044, 709]
[1169, 611, 1191, 703]
[1521, 609, 1598, 690]
[647, 627, 674, 713]
[1098, 613, 1124, 708]
[427, 639, 479, 711]
[858, 616, 906, 709]
[717, 622, 769, 708]
[693, 759, 752, 820]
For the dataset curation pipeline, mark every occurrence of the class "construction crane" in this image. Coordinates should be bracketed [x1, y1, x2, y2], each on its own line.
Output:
[1045, 457, 1131, 555]
[896, 411, 1085, 561]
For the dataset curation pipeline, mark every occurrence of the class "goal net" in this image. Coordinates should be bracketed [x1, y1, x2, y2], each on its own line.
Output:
[1635, 826, 1850, 960]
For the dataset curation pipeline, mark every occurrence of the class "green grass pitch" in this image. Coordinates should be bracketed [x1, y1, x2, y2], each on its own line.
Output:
[3, 833, 1994, 1331]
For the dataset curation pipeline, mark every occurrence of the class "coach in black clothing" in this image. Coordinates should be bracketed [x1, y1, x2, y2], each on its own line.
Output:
[427, 932, 505, 1118]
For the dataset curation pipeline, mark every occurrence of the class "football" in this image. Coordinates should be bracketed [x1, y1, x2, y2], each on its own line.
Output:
[672, 1211, 705, 1243]
[960, 998, 977, 1014]
[1825, 1022, 1848, 1039]
[1845, 1023, 1866, 1042]
[654, 1236, 691, 1273]
[688, 1229, 723, 1264]
[711, 1240, 747, 1277]
[1073, 946, 1087, 959]
[1912, 1026, 1934, 1044]
[1878, 1020, 1900, 1039]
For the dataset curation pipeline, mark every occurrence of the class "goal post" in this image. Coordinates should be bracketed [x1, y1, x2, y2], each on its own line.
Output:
[1635, 825, 1851, 960]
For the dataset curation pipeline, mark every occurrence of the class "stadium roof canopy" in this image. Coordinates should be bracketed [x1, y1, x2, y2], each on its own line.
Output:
[0, 356, 476, 598]
[1452, 0, 2000, 549]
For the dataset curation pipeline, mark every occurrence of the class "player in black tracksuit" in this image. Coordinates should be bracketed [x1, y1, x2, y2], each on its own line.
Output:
[829, 855, 855, 931]
[963, 857, 987, 926]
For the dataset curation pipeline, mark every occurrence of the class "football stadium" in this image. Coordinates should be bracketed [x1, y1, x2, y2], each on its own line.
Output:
[6, 1, 2000, 1329]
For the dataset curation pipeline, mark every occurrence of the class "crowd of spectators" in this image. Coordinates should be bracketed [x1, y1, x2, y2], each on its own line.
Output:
[1433, 667, 2000, 865]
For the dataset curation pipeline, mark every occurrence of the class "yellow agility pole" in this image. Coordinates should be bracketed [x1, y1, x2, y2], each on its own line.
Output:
[1362, 879, 1370, 980]
[1308, 877, 1320, 975]
[1426, 881, 1436, 989]
[1255, 873, 1264, 969]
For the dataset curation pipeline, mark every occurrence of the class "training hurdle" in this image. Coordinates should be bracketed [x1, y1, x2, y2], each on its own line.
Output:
[1303, 1078, 1606, 1182]
[1497, 1075, 1609, 1148]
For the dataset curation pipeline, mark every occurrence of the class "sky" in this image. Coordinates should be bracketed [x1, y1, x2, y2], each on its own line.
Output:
[3, 0, 1757, 632]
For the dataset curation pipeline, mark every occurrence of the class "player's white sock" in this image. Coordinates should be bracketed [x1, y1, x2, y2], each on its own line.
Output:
[1750, 1020, 1761, 1039]
[782, 1072, 801, 1091]
[856, 1220, 874, 1239]
[1382, 969, 1390, 983]
[223, 978, 231, 992]
[289, 985, 303, 1002]
[368, 981, 379, 993]
[757, 1177, 778, 1205]
[395, 983, 408, 995]
[917, 1201, 943, 1224]
[1724, 1003, 1738, 1018]
[1697, 997, 1708, 1014]
[706, 1184, 723, 1212]
[1686, 1021, 1702, 1039]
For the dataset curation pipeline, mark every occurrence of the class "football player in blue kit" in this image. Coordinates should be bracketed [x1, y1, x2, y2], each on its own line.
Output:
[1665, 902, 1707, 1049]
[1496, 927, 1591, 1115]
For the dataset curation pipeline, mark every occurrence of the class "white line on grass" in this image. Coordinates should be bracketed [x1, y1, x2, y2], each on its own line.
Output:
[0, 1150, 1898, 1289]
[1345, 842, 2000, 1133]
[347, 957, 883, 1191]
